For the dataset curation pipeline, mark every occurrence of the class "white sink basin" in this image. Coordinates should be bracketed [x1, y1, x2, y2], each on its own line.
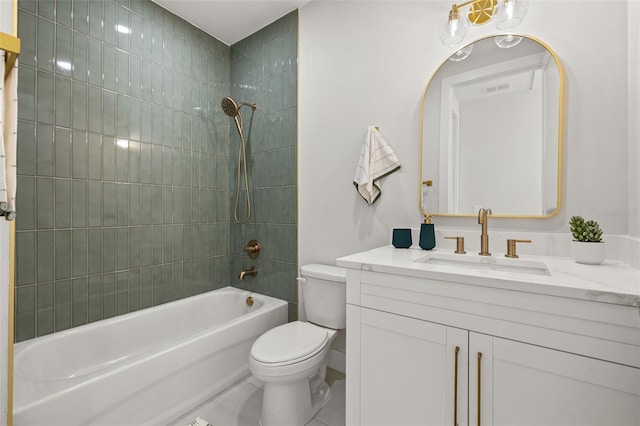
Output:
[416, 252, 550, 276]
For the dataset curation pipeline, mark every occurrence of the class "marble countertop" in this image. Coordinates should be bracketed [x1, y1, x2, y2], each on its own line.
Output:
[336, 246, 640, 308]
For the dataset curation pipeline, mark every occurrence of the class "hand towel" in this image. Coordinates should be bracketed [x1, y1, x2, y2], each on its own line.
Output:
[353, 126, 401, 205]
[0, 52, 17, 220]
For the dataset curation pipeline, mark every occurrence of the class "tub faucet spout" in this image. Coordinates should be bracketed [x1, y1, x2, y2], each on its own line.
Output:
[478, 208, 492, 256]
[239, 267, 257, 280]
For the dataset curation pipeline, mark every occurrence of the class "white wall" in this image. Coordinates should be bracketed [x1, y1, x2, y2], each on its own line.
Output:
[629, 0, 640, 238]
[0, 1, 14, 422]
[299, 0, 633, 267]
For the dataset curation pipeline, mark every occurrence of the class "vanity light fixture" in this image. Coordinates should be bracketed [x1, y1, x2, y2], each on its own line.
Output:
[439, 0, 529, 46]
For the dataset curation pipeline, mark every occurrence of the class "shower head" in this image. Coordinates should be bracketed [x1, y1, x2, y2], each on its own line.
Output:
[221, 97, 239, 117]
[221, 97, 257, 117]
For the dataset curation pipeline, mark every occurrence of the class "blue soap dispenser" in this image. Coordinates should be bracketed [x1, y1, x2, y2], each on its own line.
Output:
[419, 215, 436, 250]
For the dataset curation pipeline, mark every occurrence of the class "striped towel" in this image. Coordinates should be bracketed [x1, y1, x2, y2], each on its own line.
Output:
[353, 126, 401, 205]
[187, 417, 211, 426]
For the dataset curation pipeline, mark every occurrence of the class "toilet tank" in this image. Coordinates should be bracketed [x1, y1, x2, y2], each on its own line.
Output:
[300, 264, 346, 329]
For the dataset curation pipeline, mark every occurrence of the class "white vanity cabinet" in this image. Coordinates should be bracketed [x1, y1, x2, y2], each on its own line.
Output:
[343, 264, 640, 426]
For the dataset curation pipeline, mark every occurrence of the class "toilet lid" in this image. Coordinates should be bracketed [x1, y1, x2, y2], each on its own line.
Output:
[252, 321, 328, 364]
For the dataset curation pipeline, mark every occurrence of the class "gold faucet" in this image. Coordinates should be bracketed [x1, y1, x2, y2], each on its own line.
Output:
[239, 267, 257, 280]
[478, 208, 492, 256]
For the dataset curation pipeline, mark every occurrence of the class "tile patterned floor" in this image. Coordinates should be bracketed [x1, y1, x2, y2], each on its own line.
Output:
[169, 371, 346, 426]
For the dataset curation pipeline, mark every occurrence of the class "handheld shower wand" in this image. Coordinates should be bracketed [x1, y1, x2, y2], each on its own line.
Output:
[221, 97, 256, 224]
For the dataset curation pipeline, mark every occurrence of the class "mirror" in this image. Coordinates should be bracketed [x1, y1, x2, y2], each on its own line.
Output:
[419, 35, 564, 218]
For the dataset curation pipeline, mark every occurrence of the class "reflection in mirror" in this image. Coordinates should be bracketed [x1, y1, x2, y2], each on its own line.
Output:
[420, 35, 563, 218]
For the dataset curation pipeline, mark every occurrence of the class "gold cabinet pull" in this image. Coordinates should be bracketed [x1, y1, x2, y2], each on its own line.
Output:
[477, 352, 483, 426]
[454, 346, 460, 426]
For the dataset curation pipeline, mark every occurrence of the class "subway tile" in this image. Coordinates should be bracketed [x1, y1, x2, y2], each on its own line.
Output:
[163, 68, 173, 108]
[88, 228, 102, 275]
[116, 94, 130, 139]
[139, 185, 152, 225]
[54, 76, 72, 127]
[151, 185, 162, 224]
[102, 227, 115, 272]
[88, 0, 103, 40]
[103, 45, 117, 92]
[72, 229, 88, 277]
[36, 123, 54, 176]
[88, 275, 103, 322]
[36, 177, 55, 229]
[139, 142, 152, 183]
[152, 65, 163, 105]
[16, 232, 36, 285]
[162, 225, 172, 262]
[116, 4, 130, 50]
[102, 136, 115, 181]
[56, 0, 72, 27]
[88, 86, 103, 134]
[72, 180, 88, 228]
[36, 282, 54, 336]
[18, 65, 36, 121]
[55, 25, 72, 77]
[72, 131, 88, 179]
[116, 227, 129, 270]
[103, 0, 117, 46]
[18, 11, 36, 68]
[115, 137, 128, 182]
[142, 18, 153, 61]
[73, 32, 88, 82]
[103, 90, 116, 136]
[55, 280, 72, 331]
[72, 82, 88, 131]
[151, 22, 163, 65]
[16, 176, 35, 231]
[129, 99, 142, 143]
[129, 140, 141, 182]
[103, 273, 116, 318]
[103, 182, 116, 226]
[152, 265, 163, 305]
[72, 277, 89, 327]
[116, 183, 129, 225]
[140, 267, 153, 308]
[53, 179, 71, 229]
[163, 30, 173, 70]
[162, 146, 172, 185]
[55, 230, 72, 280]
[88, 181, 103, 227]
[73, 0, 89, 34]
[36, 17, 55, 72]
[87, 38, 103, 87]
[139, 226, 152, 266]
[151, 143, 162, 184]
[152, 225, 162, 264]
[142, 60, 154, 102]
[140, 101, 152, 142]
[130, 13, 142, 57]
[55, 127, 72, 178]
[88, 133, 103, 180]
[129, 226, 141, 268]
[16, 286, 36, 341]
[36, 71, 54, 124]
[128, 269, 141, 311]
[116, 50, 130, 95]
[130, 55, 142, 100]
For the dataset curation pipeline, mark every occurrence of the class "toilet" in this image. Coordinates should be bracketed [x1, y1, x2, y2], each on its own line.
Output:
[249, 264, 346, 426]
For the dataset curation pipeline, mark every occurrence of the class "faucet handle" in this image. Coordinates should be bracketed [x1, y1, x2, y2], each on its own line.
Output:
[445, 236, 466, 254]
[505, 239, 531, 258]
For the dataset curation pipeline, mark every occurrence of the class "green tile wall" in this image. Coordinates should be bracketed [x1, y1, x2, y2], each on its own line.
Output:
[15, 0, 235, 341]
[229, 12, 299, 321]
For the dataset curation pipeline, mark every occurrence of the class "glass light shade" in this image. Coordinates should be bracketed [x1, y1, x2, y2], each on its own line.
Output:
[449, 44, 474, 61]
[494, 34, 523, 48]
[439, 9, 469, 46]
[495, 0, 529, 30]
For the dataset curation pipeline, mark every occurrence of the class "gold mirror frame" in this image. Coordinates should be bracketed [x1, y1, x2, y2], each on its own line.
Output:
[419, 34, 565, 220]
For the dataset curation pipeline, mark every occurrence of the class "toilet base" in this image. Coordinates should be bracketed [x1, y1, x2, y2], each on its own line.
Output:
[259, 374, 332, 426]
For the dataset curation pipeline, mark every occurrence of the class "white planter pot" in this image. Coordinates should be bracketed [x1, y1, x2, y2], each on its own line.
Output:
[571, 241, 606, 265]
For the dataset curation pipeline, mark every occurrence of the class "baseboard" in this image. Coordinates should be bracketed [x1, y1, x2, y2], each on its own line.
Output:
[328, 349, 345, 374]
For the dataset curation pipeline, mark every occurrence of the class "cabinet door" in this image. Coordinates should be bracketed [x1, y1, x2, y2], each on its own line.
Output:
[347, 305, 468, 426]
[469, 333, 640, 426]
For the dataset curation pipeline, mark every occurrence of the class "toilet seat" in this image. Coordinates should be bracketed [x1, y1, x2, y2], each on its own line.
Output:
[251, 321, 329, 367]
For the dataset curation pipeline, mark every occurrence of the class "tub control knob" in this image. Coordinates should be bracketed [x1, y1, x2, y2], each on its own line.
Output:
[243, 240, 261, 259]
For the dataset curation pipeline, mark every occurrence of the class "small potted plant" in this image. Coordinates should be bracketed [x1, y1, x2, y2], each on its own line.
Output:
[569, 215, 605, 264]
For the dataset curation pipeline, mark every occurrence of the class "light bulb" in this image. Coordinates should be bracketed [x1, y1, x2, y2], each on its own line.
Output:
[439, 7, 469, 46]
[496, 0, 529, 30]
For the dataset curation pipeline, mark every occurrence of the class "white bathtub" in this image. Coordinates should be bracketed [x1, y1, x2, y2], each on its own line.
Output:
[13, 287, 288, 425]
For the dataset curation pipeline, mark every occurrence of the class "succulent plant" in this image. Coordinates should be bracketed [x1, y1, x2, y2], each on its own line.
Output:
[569, 215, 603, 242]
